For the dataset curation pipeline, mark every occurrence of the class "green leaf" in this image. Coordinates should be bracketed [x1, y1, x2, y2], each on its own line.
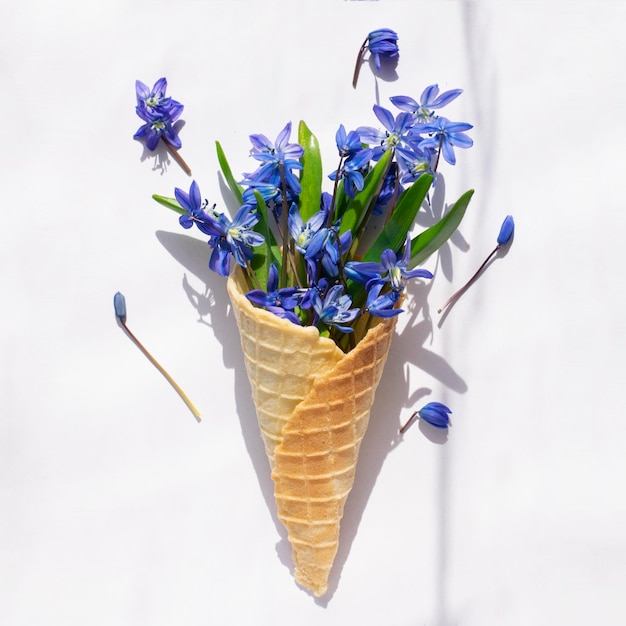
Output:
[298, 121, 323, 222]
[409, 189, 474, 268]
[339, 149, 393, 237]
[152, 194, 186, 215]
[361, 173, 433, 263]
[215, 141, 244, 205]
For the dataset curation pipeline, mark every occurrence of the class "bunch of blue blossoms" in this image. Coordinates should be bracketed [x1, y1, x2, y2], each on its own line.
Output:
[133, 78, 184, 152]
[155, 92, 473, 353]
[143, 27, 478, 358]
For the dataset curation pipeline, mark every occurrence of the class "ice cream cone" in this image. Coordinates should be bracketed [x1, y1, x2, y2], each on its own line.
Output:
[227, 267, 398, 596]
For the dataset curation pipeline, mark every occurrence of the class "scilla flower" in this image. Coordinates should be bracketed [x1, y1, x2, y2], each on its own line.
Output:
[246, 264, 303, 325]
[400, 401, 452, 433]
[390, 84, 463, 124]
[135, 77, 175, 111]
[133, 77, 191, 175]
[175, 182, 265, 277]
[417, 116, 473, 167]
[311, 284, 360, 333]
[365, 282, 402, 318]
[352, 28, 399, 88]
[345, 234, 433, 293]
[245, 122, 304, 195]
[134, 101, 184, 151]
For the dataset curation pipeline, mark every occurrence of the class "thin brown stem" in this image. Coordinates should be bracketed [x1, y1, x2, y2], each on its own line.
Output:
[352, 39, 369, 88]
[437, 245, 501, 314]
[278, 163, 291, 288]
[399, 411, 419, 434]
[118, 320, 201, 422]
[327, 155, 345, 228]
[432, 133, 444, 174]
[163, 139, 192, 176]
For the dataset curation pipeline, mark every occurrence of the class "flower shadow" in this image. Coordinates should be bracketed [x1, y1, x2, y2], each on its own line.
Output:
[318, 279, 466, 604]
[136, 120, 187, 175]
[437, 233, 515, 328]
[155, 230, 291, 558]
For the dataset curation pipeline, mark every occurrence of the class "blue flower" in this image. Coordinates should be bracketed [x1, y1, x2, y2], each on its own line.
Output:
[175, 180, 264, 276]
[335, 124, 364, 159]
[175, 181, 224, 238]
[367, 28, 399, 71]
[246, 264, 303, 325]
[358, 105, 415, 160]
[288, 203, 327, 255]
[373, 162, 402, 215]
[249, 122, 304, 162]
[417, 402, 452, 429]
[305, 224, 352, 278]
[133, 100, 184, 150]
[135, 77, 175, 111]
[204, 203, 265, 277]
[328, 147, 373, 198]
[395, 146, 434, 184]
[365, 282, 402, 318]
[497, 215, 515, 246]
[224, 204, 266, 268]
[311, 284, 360, 333]
[418, 117, 473, 166]
[113, 291, 127, 323]
[245, 122, 304, 194]
[345, 235, 433, 292]
[390, 84, 463, 123]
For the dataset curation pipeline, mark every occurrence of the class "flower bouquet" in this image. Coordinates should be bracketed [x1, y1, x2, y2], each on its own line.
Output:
[128, 29, 510, 597]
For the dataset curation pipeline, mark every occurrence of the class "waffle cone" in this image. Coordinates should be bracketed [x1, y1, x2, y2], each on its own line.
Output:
[227, 267, 397, 596]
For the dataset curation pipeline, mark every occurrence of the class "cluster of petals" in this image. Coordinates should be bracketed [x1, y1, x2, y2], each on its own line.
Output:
[310, 284, 360, 333]
[133, 78, 184, 151]
[242, 122, 304, 196]
[246, 265, 304, 325]
[175, 181, 264, 277]
[354, 84, 473, 181]
[418, 402, 452, 429]
[366, 28, 400, 71]
[288, 200, 351, 279]
[345, 235, 433, 317]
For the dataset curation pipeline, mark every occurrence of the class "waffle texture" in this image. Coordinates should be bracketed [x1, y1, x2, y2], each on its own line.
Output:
[227, 267, 397, 596]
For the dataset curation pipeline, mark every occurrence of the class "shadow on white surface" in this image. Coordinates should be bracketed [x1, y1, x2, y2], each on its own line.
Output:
[437, 233, 515, 329]
[155, 230, 292, 561]
[316, 280, 466, 605]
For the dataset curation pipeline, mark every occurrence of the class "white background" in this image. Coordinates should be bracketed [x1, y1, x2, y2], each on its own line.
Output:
[1, 1, 625, 625]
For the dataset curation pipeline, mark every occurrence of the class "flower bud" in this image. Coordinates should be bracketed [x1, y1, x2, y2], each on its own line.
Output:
[113, 291, 127, 323]
[497, 215, 515, 246]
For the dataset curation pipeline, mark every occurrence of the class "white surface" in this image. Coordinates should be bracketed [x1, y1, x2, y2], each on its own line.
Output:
[1, 1, 625, 624]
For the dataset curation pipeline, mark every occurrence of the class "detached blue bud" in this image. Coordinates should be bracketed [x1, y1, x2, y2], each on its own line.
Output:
[497, 215, 515, 246]
[353, 28, 399, 88]
[113, 291, 127, 323]
[418, 402, 452, 429]
[113, 290, 200, 421]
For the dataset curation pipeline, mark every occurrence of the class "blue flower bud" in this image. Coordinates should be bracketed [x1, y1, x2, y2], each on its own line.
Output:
[418, 402, 452, 429]
[113, 291, 127, 323]
[497, 215, 515, 246]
